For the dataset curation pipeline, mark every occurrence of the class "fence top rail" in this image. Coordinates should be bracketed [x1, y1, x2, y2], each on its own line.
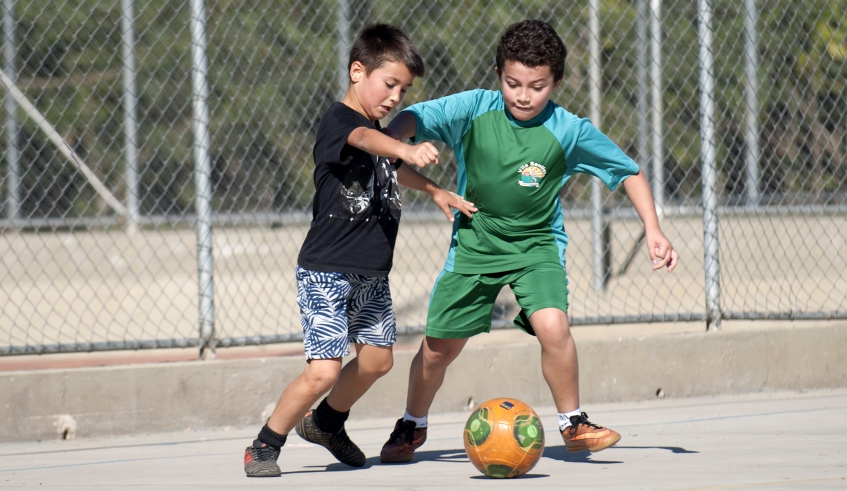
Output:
[3, 204, 847, 232]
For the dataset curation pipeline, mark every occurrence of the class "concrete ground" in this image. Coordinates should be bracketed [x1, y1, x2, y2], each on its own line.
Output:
[1, 389, 845, 490]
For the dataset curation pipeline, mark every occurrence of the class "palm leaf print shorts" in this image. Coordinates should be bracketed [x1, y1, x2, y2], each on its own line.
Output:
[296, 265, 397, 359]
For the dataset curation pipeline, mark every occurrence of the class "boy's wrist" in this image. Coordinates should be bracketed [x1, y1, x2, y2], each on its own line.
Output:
[644, 224, 663, 236]
[424, 182, 442, 197]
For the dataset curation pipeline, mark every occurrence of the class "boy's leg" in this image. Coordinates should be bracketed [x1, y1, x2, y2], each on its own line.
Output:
[513, 263, 620, 453]
[246, 267, 362, 476]
[295, 273, 397, 468]
[267, 358, 342, 433]
[529, 308, 620, 452]
[406, 335, 468, 417]
[245, 358, 341, 477]
[527, 308, 579, 411]
[379, 335, 467, 463]
[323, 271, 397, 412]
[381, 270, 502, 463]
[326, 343, 394, 411]
[529, 308, 579, 413]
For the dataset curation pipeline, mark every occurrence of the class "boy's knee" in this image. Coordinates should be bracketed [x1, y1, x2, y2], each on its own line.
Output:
[304, 361, 341, 391]
[422, 346, 458, 369]
[420, 337, 466, 369]
[372, 356, 394, 377]
[529, 309, 572, 339]
[356, 345, 394, 377]
[361, 353, 394, 377]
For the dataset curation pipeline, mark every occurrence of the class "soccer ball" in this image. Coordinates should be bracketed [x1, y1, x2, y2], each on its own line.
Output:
[463, 397, 544, 478]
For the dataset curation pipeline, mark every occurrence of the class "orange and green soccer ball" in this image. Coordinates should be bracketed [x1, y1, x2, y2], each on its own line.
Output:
[463, 397, 544, 478]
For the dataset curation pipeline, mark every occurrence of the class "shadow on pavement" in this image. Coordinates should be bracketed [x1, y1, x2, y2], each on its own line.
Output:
[278, 443, 691, 475]
[470, 473, 550, 480]
[542, 445, 623, 464]
[612, 445, 699, 454]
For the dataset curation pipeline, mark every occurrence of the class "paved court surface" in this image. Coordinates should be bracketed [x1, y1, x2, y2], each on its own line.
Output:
[1, 389, 845, 490]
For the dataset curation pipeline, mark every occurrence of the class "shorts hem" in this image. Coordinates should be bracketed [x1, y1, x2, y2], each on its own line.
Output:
[348, 339, 396, 347]
[425, 325, 490, 339]
[523, 304, 568, 320]
[305, 352, 347, 360]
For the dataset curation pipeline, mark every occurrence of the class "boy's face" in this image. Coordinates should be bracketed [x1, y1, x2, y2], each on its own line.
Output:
[496, 61, 561, 121]
[345, 61, 414, 122]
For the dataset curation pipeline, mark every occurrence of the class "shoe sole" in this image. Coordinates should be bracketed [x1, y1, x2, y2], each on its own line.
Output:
[379, 452, 414, 464]
[566, 433, 622, 453]
[245, 463, 282, 477]
[380, 436, 426, 463]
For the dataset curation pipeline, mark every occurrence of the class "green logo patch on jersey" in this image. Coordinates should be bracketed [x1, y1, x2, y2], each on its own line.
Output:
[517, 162, 547, 187]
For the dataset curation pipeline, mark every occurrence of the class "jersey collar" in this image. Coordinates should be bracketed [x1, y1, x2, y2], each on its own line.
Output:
[504, 100, 554, 128]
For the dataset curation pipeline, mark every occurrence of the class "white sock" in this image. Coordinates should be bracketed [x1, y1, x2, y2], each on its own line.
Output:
[402, 410, 428, 428]
[558, 408, 582, 431]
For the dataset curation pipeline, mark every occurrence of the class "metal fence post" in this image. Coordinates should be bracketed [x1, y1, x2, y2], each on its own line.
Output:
[589, 0, 609, 292]
[650, 0, 664, 210]
[189, 0, 216, 357]
[335, 0, 350, 101]
[697, 0, 722, 330]
[121, 0, 140, 233]
[636, 0, 649, 167]
[743, 0, 760, 206]
[3, 0, 18, 221]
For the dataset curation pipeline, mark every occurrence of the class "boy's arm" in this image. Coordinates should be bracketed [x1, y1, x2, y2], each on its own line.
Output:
[347, 126, 438, 167]
[622, 169, 679, 271]
[386, 111, 418, 141]
[396, 165, 477, 222]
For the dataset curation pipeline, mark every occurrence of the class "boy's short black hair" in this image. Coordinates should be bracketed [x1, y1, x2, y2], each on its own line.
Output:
[496, 20, 567, 82]
[348, 24, 425, 78]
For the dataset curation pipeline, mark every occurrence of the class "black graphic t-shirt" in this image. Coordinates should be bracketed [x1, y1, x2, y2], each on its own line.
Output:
[297, 102, 403, 277]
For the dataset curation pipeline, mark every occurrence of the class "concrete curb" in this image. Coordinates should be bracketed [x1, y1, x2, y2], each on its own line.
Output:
[2, 324, 845, 442]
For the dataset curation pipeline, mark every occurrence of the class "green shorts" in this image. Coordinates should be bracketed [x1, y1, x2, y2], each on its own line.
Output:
[426, 263, 569, 339]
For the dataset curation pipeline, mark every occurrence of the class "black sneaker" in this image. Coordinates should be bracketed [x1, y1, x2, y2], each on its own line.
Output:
[244, 439, 281, 477]
[295, 410, 366, 467]
[380, 418, 427, 463]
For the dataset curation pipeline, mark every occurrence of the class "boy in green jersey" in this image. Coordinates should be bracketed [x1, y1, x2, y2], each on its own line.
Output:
[381, 20, 679, 462]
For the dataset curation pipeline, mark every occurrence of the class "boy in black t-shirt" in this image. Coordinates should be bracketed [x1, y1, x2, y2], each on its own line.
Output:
[244, 24, 476, 477]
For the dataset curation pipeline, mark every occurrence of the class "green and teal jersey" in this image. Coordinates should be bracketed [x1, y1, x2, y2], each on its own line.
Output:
[404, 89, 639, 274]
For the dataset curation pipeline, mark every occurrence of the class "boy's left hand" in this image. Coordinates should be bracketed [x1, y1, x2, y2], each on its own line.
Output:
[432, 189, 477, 222]
[645, 229, 678, 271]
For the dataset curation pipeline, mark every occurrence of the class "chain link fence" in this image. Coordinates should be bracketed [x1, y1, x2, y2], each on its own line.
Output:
[1, 0, 846, 356]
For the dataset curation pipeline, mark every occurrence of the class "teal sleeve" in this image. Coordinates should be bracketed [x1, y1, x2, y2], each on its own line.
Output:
[570, 118, 640, 190]
[402, 90, 484, 149]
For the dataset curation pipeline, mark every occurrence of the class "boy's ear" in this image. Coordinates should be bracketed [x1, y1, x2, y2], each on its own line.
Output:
[349, 61, 365, 83]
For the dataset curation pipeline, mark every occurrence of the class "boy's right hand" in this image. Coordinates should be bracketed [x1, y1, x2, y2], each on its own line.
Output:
[645, 228, 679, 272]
[431, 188, 476, 222]
[401, 142, 439, 167]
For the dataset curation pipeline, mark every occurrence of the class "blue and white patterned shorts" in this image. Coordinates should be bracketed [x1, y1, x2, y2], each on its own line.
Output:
[296, 265, 397, 359]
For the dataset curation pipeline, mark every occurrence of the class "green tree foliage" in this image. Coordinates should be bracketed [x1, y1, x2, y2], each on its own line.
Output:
[3, 1, 845, 219]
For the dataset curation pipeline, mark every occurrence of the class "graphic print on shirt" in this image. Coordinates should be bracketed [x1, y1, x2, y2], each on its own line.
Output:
[375, 156, 402, 221]
[338, 156, 401, 220]
[517, 162, 547, 187]
[339, 159, 376, 215]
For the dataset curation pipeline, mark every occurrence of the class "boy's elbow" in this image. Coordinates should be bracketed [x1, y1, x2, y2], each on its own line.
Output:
[389, 112, 417, 140]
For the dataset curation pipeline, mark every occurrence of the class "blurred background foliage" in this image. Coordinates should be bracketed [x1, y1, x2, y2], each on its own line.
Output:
[2, 0, 846, 219]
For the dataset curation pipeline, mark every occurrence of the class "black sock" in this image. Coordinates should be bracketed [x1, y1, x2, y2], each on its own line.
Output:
[313, 398, 349, 434]
[257, 424, 287, 449]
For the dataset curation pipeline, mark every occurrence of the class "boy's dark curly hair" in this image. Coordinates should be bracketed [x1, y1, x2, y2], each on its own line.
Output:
[496, 20, 567, 82]
[349, 24, 425, 77]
